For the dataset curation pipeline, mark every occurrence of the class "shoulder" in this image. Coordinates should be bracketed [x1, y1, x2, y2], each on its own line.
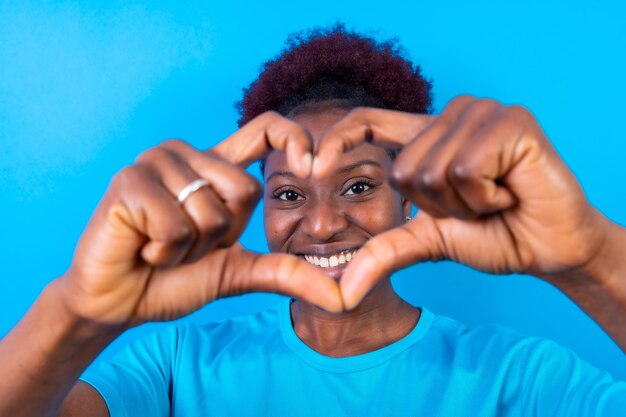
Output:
[418, 308, 616, 383]
[170, 302, 283, 354]
[421, 309, 626, 413]
[424, 309, 571, 360]
[409, 309, 626, 415]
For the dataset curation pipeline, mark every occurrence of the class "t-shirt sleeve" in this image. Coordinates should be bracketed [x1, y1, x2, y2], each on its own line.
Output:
[517, 338, 626, 417]
[79, 326, 180, 417]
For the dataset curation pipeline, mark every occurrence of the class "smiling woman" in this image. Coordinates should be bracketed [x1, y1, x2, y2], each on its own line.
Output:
[263, 108, 420, 358]
[1, 24, 626, 417]
[264, 110, 409, 278]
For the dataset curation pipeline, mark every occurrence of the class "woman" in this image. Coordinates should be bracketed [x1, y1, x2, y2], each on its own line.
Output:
[1, 25, 625, 416]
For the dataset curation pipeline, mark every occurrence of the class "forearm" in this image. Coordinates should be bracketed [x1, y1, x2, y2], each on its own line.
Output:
[546, 214, 626, 352]
[0, 279, 122, 417]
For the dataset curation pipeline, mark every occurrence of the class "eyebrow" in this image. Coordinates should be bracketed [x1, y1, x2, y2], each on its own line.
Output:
[265, 159, 383, 182]
[338, 159, 383, 174]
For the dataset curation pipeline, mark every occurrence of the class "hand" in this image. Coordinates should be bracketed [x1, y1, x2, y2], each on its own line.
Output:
[58, 112, 342, 328]
[315, 96, 609, 309]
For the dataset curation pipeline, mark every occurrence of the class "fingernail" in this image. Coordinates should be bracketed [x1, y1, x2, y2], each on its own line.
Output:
[301, 153, 312, 177]
[311, 157, 322, 178]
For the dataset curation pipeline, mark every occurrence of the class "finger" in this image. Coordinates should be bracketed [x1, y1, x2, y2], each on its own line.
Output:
[231, 249, 344, 313]
[140, 244, 344, 318]
[161, 140, 262, 247]
[394, 98, 502, 219]
[340, 213, 444, 309]
[211, 111, 314, 178]
[447, 106, 529, 214]
[136, 145, 235, 263]
[107, 164, 198, 267]
[381, 96, 475, 217]
[313, 107, 435, 178]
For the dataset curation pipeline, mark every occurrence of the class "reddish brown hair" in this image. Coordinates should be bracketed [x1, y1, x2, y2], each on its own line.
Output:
[237, 23, 432, 127]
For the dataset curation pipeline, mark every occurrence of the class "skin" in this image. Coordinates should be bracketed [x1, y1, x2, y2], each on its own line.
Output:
[314, 97, 626, 350]
[264, 107, 418, 357]
[0, 112, 343, 417]
[0, 96, 624, 417]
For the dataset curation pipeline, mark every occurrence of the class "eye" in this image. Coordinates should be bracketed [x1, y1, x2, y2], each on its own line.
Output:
[344, 181, 373, 196]
[275, 189, 304, 201]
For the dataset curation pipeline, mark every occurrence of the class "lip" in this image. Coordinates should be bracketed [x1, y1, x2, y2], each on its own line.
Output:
[300, 258, 351, 281]
[316, 263, 347, 281]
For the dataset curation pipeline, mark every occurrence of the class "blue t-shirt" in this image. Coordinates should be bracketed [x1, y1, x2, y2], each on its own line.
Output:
[80, 299, 626, 416]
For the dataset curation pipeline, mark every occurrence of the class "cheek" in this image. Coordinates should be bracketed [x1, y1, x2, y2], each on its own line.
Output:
[351, 190, 405, 234]
[263, 208, 295, 252]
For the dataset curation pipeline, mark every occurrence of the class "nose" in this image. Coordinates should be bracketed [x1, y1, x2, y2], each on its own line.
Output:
[300, 198, 349, 242]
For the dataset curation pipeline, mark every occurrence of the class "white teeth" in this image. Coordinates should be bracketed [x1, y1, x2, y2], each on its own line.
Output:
[302, 250, 357, 268]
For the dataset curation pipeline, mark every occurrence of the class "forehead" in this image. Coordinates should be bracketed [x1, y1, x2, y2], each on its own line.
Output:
[291, 107, 349, 148]
[264, 108, 391, 175]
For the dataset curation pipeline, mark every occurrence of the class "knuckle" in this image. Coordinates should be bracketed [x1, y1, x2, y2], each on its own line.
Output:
[112, 164, 146, 189]
[272, 267, 288, 292]
[242, 177, 262, 202]
[200, 210, 232, 237]
[414, 168, 447, 192]
[282, 119, 309, 141]
[471, 98, 501, 113]
[135, 146, 174, 165]
[454, 94, 476, 102]
[435, 117, 455, 131]
[165, 223, 195, 246]
[293, 121, 310, 138]
[160, 138, 187, 151]
[449, 95, 477, 108]
[259, 110, 281, 124]
[390, 165, 414, 189]
[449, 162, 476, 184]
[504, 104, 533, 122]
[346, 107, 369, 120]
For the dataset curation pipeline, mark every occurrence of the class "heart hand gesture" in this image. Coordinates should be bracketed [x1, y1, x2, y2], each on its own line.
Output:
[59, 112, 343, 328]
[315, 96, 608, 308]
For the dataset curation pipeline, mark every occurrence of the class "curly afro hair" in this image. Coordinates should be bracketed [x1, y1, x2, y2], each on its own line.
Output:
[236, 23, 433, 127]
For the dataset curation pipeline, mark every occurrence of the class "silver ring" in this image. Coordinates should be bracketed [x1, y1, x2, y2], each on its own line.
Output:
[177, 179, 209, 204]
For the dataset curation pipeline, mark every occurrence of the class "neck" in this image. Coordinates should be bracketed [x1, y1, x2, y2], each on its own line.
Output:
[290, 279, 419, 357]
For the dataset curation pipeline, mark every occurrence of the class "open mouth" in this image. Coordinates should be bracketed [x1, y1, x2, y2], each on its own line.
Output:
[302, 249, 358, 269]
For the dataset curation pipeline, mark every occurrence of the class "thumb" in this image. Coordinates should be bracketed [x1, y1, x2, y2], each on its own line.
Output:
[134, 244, 344, 324]
[227, 246, 344, 313]
[340, 213, 444, 309]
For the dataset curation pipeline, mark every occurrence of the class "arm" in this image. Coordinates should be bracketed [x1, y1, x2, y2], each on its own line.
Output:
[0, 113, 343, 416]
[0, 280, 114, 417]
[58, 381, 110, 417]
[546, 216, 626, 350]
[316, 97, 626, 352]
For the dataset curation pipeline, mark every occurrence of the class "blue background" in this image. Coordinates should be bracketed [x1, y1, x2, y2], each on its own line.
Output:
[1, 0, 625, 379]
